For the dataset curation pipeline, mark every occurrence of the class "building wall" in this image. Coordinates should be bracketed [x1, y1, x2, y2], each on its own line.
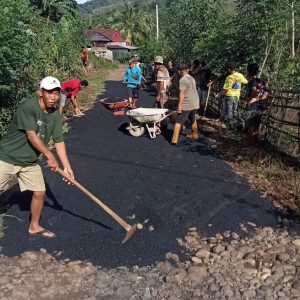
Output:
[112, 49, 130, 60]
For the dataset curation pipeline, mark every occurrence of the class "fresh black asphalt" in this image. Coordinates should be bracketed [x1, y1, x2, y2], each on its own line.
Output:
[0, 79, 279, 268]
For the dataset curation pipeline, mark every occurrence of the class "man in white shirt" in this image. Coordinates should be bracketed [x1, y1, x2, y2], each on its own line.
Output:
[154, 56, 170, 108]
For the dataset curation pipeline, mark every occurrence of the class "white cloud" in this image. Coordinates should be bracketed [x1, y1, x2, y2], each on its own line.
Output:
[76, 0, 88, 4]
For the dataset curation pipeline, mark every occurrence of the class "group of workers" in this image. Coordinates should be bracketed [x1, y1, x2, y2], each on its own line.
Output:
[123, 55, 268, 148]
[0, 51, 267, 239]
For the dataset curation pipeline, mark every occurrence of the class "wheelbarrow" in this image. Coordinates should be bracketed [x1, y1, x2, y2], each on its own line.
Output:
[99, 98, 137, 116]
[126, 108, 175, 138]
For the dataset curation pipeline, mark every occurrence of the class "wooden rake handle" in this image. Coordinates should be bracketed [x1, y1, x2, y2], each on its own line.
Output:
[202, 84, 212, 118]
[58, 168, 132, 232]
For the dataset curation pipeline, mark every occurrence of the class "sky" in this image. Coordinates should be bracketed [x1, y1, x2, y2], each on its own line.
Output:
[76, 0, 88, 4]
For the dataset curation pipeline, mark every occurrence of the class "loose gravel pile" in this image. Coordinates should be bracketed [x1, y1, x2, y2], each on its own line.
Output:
[1, 219, 300, 300]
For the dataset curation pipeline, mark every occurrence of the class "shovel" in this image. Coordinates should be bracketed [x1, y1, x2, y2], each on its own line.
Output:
[58, 168, 137, 244]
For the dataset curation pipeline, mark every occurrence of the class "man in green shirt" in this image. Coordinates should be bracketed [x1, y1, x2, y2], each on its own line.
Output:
[0, 76, 74, 238]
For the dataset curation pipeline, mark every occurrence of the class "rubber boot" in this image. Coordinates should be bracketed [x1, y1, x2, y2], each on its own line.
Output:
[171, 123, 181, 145]
[186, 121, 199, 140]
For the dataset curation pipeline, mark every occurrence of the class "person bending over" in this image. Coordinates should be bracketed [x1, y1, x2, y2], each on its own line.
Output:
[60, 79, 89, 116]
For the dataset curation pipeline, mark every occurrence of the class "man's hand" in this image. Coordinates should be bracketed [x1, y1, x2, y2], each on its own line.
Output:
[260, 91, 268, 100]
[62, 166, 74, 185]
[47, 152, 59, 172]
[64, 167, 74, 179]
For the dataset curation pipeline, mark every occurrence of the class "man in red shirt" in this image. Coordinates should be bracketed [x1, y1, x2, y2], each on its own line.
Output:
[60, 79, 89, 116]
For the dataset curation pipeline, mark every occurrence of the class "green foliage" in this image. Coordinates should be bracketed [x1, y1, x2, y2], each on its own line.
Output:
[80, 0, 175, 14]
[162, 0, 223, 61]
[30, 0, 77, 22]
[117, 53, 133, 64]
[0, 0, 87, 137]
[161, 0, 300, 88]
[139, 39, 164, 63]
[107, 3, 153, 46]
[0, 0, 37, 105]
[89, 52, 118, 69]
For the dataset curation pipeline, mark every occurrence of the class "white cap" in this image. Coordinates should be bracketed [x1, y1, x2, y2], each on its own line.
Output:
[40, 76, 61, 90]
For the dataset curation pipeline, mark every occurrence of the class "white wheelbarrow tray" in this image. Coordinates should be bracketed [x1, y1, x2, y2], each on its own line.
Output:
[126, 108, 174, 138]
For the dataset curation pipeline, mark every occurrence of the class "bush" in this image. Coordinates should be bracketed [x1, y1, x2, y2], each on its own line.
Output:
[0, 0, 86, 137]
[89, 53, 118, 70]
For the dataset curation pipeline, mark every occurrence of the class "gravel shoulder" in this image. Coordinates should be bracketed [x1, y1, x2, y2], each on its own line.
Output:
[1, 220, 300, 299]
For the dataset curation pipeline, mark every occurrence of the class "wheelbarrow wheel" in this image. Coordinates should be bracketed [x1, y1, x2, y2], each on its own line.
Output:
[128, 124, 145, 137]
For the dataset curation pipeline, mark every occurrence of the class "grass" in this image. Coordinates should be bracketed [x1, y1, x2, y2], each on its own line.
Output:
[201, 118, 300, 215]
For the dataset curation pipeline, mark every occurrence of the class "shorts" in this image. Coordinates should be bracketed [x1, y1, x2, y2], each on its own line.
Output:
[175, 110, 197, 125]
[127, 87, 139, 100]
[0, 160, 46, 192]
[154, 92, 169, 108]
[244, 109, 263, 130]
[60, 92, 67, 108]
[198, 88, 208, 104]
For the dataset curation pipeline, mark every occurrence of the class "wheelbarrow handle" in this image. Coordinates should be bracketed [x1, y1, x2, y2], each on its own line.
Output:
[156, 111, 176, 123]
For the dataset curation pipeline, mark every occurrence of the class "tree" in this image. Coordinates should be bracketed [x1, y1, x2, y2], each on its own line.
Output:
[0, 0, 86, 136]
[107, 3, 153, 46]
[161, 0, 223, 61]
[30, 0, 78, 22]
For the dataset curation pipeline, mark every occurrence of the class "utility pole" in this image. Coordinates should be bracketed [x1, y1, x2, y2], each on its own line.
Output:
[287, 1, 295, 59]
[292, 1, 295, 59]
[156, 4, 159, 40]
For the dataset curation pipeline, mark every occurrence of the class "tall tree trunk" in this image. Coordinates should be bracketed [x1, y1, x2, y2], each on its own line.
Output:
[259, 33, 275, 77]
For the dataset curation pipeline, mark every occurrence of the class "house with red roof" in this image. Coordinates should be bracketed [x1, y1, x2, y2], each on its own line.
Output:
[85, 28, 138, 60]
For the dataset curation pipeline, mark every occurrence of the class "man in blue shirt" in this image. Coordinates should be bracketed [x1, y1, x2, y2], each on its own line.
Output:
[123, 59, 142, 108]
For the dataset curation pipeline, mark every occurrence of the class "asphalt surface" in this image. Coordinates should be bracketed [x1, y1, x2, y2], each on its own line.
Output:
[0, 79, 279, 268]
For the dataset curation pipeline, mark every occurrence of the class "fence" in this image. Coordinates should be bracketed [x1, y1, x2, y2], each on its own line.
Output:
[207, 84, 300, 159]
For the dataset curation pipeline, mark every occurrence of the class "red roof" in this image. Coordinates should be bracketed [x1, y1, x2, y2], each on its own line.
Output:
[107, 45, 124, 49]
[107, 45, 138, 50]
[85, 28, 124, 43]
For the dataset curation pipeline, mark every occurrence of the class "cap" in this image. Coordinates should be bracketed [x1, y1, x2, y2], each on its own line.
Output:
[178, 63, 189, 71]
[154, 56, 163, 64]
[40, 76, 61, 90]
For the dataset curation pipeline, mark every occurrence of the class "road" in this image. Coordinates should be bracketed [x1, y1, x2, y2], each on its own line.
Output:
[0, 71, 279, 268]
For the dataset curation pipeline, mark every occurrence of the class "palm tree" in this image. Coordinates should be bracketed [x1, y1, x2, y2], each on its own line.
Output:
[107, 3, 152, 46]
